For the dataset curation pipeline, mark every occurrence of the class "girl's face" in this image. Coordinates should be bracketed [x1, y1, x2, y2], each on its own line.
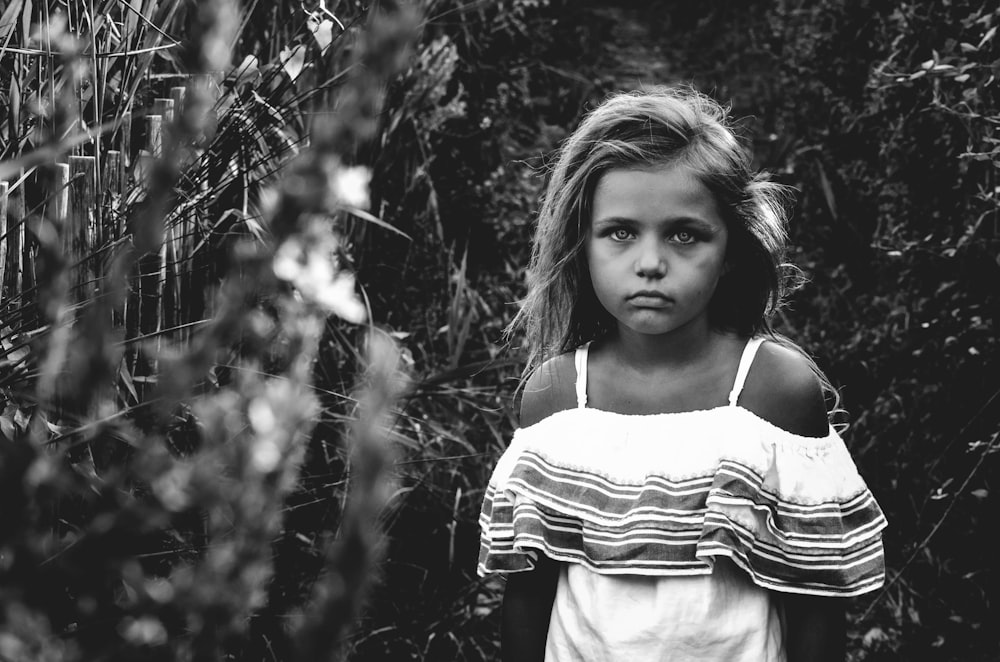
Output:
[585, 164, 728, 338]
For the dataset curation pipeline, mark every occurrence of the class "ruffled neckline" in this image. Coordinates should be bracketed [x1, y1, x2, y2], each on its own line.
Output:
[478, 403, 887, 596]
[517, 404, 838, 445]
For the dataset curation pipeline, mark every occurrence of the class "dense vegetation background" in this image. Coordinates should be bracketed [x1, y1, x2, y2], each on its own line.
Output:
[0, 0, 997, 660]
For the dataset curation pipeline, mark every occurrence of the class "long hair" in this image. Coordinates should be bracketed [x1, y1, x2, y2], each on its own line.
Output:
[507, 86, 841, 414]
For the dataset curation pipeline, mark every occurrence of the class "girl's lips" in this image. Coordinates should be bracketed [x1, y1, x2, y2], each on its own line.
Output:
[627, 292, 673, 307]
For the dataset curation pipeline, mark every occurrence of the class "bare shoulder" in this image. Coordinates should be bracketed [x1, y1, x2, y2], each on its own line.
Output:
[519, 352, 578, 428]
[740, 339, 830, 438]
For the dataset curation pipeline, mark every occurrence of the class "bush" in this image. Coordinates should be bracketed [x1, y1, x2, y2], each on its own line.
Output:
[762, 1, 1000, 658]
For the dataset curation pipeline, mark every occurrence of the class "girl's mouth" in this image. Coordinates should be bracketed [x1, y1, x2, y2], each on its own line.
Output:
[627, 291, 673, 307]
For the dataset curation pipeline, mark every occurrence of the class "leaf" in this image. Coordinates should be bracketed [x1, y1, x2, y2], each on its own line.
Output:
[20, 0, 31, 45]
[8, 72, 20, 135]
[0, 338, 29, 364]
[970, 489, 988, 499]
[308, 16, 334, 53]
[44, 418, 69, 436]
[231, 54, 260, 89]
[0, 415, 15, 441]
[346, 207, 412, 240]
[0, 0, 25, 46]
[978, 25, 997, 50]
[280, 45, 306, 82]
[13, 407, 29, 430]
[862, 627, 888, 647]
[119, 360, 139, 403]
[815, 162, 838, 220]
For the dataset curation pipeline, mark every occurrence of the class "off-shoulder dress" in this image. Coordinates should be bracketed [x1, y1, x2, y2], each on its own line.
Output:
[478, 337, 887, 661]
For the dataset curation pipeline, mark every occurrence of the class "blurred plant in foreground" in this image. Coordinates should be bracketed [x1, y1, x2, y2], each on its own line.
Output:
[0, 0, 419, 660]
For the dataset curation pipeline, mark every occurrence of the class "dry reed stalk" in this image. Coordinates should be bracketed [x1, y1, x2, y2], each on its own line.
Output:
[163, 226, 177, 333]
[55, 163, 70, 225]
[154, 97, 175, 125]
[2, 1, 419, 658]
[151, 96, 177, 344]
[119, 111, 132, 173]
[156, 226, 170, 355]
[102, 150, 123, 238]
[146, 115, 163, 158]
[99, 151, 126, 331]
[68, 156, 96, 301]
[170, 86, 186, 119]
[132, 110, 167, 384]
[8, 179, 26, 298]
[0, 181, 7, 292]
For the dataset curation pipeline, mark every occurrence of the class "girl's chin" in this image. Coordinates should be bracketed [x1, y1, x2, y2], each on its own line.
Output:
[611, 311, 709, 337]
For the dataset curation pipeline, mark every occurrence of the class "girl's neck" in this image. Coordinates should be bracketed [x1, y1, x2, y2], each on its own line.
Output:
[606, 319, 725, 371]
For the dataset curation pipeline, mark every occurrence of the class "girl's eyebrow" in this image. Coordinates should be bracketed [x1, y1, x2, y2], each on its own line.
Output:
[592, 216, 721, 232]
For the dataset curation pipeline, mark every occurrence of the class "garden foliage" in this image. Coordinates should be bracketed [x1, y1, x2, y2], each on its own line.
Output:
[0, 0, 997, 661]
[1, 0, 418, 659]
[761, 2, 999, 657]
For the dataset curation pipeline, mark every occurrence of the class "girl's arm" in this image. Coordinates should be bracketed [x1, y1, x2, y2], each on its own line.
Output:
[741, 341, 849, 660]
[500, 353, 575, 661]
[501, 556, 561, 662]
[783, 594, 846, 662]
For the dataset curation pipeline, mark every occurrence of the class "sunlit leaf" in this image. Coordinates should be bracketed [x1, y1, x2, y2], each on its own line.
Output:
[308, 15, 334, 53]
[280, 44, 306, 82]
[977, 25, 996, 49]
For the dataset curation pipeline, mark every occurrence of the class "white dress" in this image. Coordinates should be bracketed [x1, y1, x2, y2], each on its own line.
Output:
[478, 338, 887, 661]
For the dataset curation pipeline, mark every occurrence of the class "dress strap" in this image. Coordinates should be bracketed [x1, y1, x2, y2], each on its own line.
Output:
[574, 343, 589, 409]
[728, 337, 766, 406]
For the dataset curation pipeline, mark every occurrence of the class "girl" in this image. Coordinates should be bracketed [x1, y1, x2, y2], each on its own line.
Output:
[478, 87, 887, 662]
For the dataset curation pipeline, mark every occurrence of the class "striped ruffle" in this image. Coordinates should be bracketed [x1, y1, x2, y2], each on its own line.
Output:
[478, 412, 887, 597]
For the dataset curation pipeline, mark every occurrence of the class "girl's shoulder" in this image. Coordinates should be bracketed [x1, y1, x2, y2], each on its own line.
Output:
[741, 338, 830, 438]
[519, 351, 578, 428]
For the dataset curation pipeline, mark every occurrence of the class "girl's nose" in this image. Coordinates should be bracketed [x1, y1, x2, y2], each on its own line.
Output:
[635, 241, 666, 278]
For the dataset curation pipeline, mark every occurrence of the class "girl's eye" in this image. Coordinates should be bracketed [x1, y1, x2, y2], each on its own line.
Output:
[673, 231, 696, 244]
[610, 228, 634, 241]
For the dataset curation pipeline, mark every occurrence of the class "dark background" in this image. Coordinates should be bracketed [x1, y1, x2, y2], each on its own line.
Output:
[355, 1, 999, 659]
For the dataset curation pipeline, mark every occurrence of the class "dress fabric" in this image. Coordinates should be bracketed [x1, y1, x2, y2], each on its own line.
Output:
[478, 338, 888, 662]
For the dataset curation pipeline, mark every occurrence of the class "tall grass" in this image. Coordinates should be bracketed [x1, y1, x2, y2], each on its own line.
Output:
[0, 0, 604, 658]
[0, 0, 422, 659]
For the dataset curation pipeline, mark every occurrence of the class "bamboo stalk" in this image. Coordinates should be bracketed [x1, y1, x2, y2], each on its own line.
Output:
[68, 156, 97, 300]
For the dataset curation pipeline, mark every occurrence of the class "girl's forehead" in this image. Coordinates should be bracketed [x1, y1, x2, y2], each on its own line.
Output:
[594, 164, 714, 201]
